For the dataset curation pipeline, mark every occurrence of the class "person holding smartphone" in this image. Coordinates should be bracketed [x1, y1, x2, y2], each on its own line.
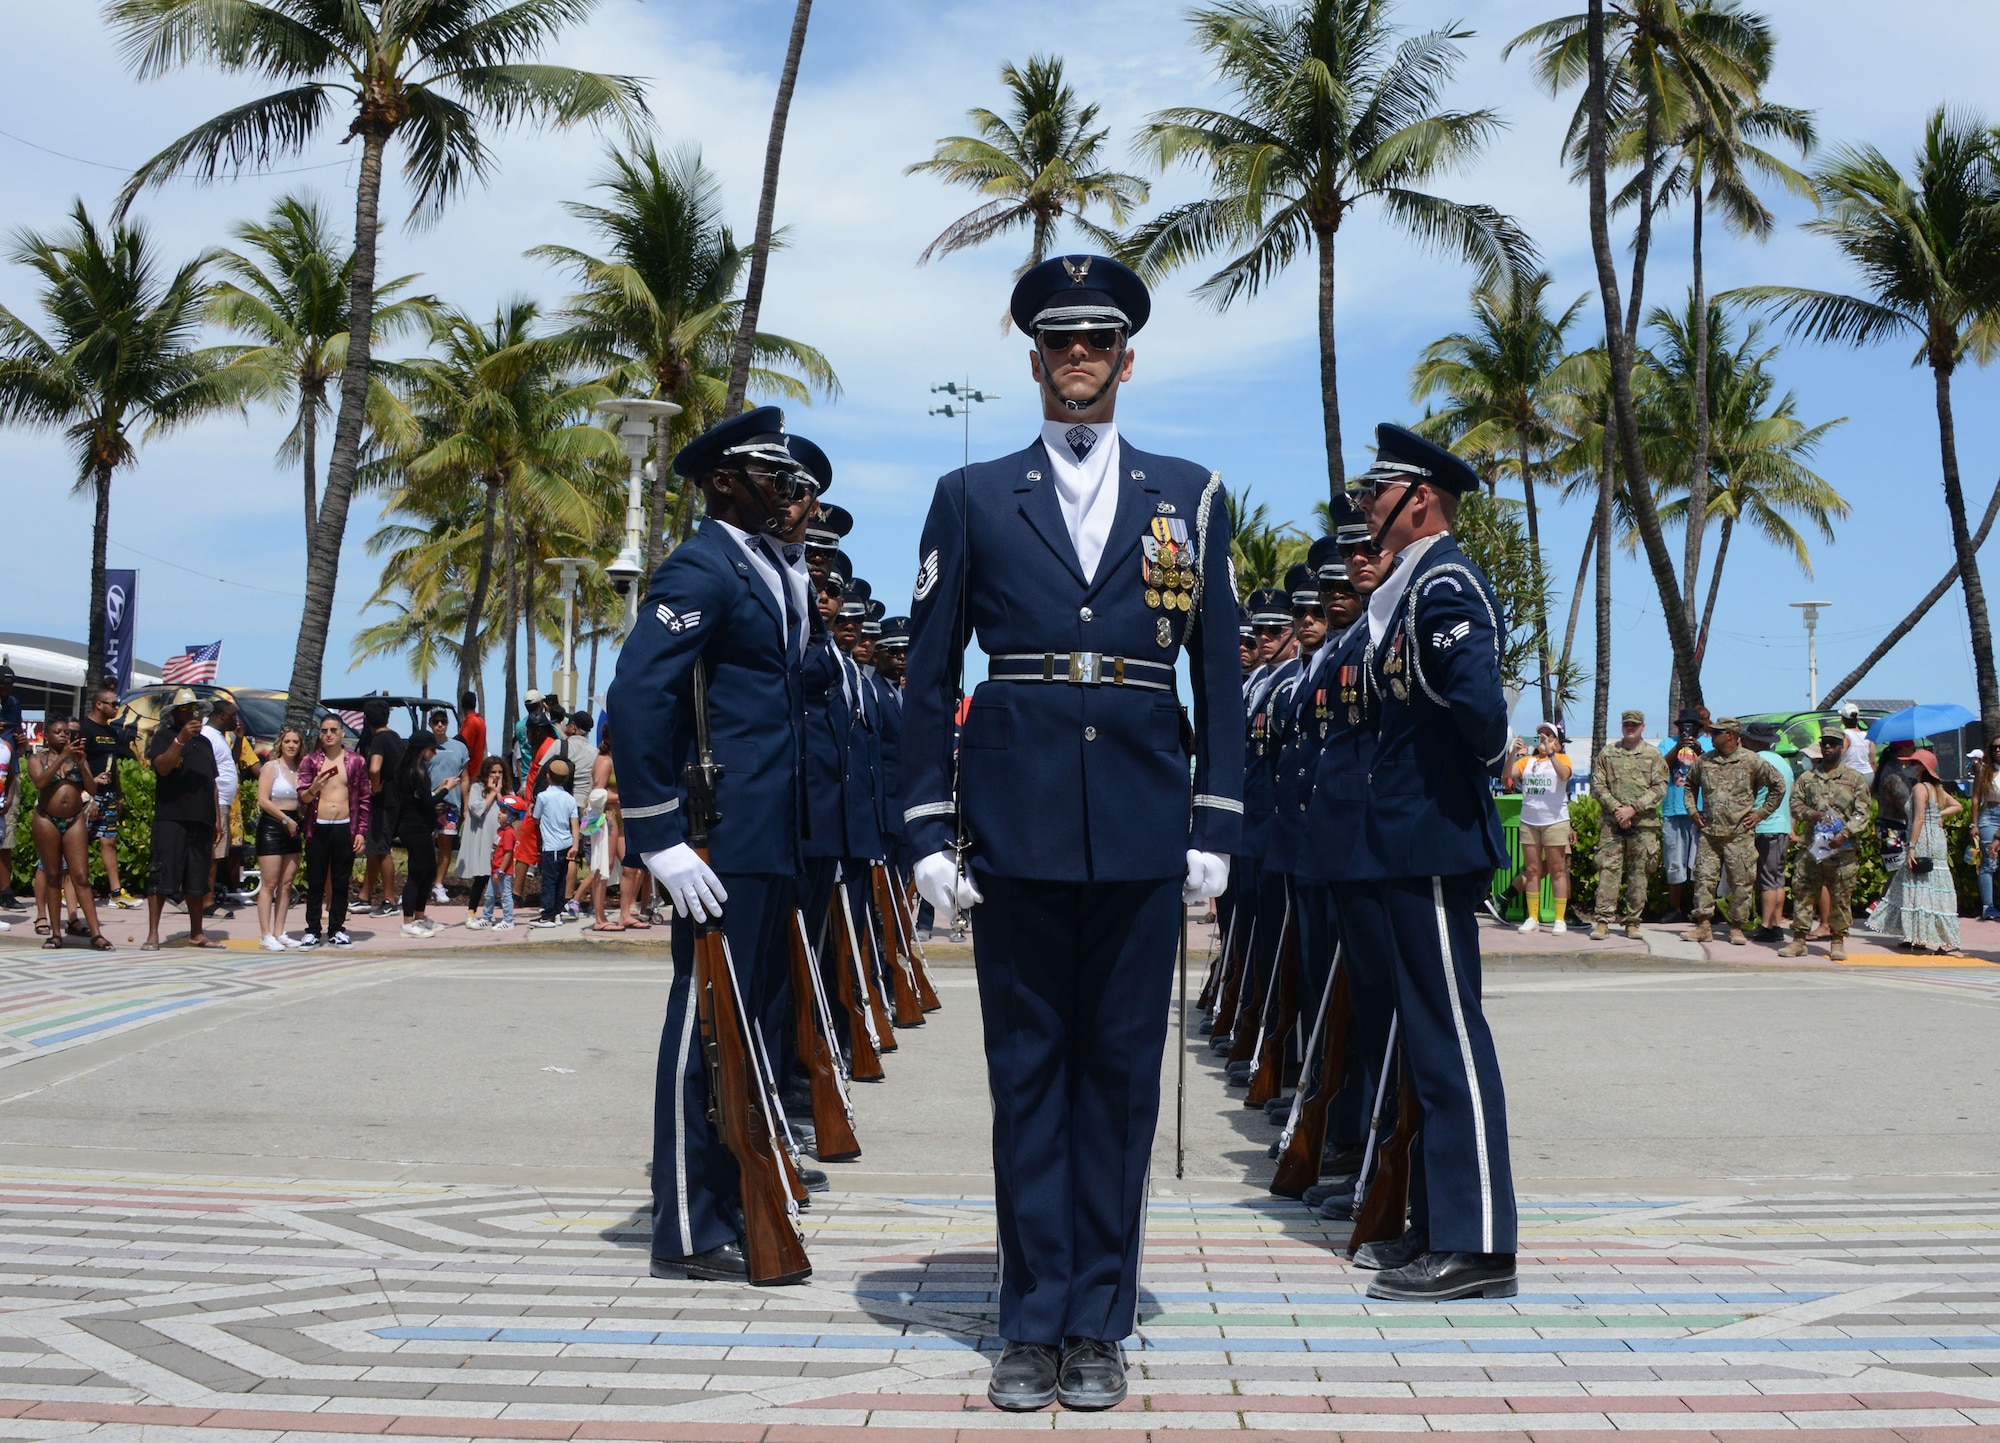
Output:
[1508, 721, 1574, 933]
[143, 690, 220, 950]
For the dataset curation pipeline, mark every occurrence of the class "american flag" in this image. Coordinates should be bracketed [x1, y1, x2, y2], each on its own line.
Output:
[334, 710, 365, 733]
[160, 641, 222, 685]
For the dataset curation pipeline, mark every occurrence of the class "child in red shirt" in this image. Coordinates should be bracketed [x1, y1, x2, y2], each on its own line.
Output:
[474, 795, 527, 929]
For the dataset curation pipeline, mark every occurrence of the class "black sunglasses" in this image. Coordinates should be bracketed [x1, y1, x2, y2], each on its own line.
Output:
[1037, 327, 1123, 353]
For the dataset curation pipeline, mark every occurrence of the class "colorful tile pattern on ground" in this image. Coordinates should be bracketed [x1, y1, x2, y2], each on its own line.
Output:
[0, 1169, 1997, 1440]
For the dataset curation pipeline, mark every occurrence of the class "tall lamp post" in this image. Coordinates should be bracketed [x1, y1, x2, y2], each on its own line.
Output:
[1790, 600, 1832, 710]
[594, 397, 683, 634]
[928, 379, 997, 466]
[545, 557, 590, 710]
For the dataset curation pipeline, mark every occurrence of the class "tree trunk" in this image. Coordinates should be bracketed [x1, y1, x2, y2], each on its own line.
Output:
[523, 537, 539, 693]
[723, 0, 814, 413]
[1934, 361, 2000, 739]
[1819, 471, 2000, 708]
[1682, 180, 1711, 646]
[84, 458, 114, 685]
[1694, 513, 1733, 659]
[1558, 514, 1594, 679]
[1519, 445, 1554, 721]
[1591, 433, 1616, 767]
[502, 488, 520, 747]
[587, 626, 600, 709]
[1584, 0, 1702, 708]
[649, 414, 672, 568]
[457, 477, 501, 704]
[1315, 224, 1344, 508]
[300, 387, 320, 562]
[284, 129, 388, 725]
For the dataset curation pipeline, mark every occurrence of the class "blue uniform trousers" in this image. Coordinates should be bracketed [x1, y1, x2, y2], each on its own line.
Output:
[972, 873, 1180, 1345]
[1331, 872, 1515, 1254]
[652, 872, 797, 1260]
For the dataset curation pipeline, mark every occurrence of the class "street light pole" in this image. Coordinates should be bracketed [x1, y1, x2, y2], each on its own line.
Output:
[929, 378, 998, 467]
[1790, 600, 1832, 710]
[544, 557, 590, 710]
[593, 398, 683, 635]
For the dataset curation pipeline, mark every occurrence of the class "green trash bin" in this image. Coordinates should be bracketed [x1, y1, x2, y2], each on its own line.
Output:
[1490, 793, 1557, 923]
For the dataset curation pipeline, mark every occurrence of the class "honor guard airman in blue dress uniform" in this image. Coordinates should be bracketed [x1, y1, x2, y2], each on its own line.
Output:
[1332, 423, 1518, 1302]
[605, 406, 829, 1284]
[901, 255, 1243, 1413]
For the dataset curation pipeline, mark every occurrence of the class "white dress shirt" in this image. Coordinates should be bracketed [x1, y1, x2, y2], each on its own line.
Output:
[1040, 418, 1121, 583]
[1366, 531, 1448, 648]
[713, 518, 810, 658]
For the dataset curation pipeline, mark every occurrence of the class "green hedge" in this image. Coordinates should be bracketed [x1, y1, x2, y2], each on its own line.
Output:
[9, 759, 261, 895]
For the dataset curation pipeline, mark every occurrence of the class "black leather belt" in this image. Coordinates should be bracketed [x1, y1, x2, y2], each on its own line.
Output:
[987, 652, 1176, 691]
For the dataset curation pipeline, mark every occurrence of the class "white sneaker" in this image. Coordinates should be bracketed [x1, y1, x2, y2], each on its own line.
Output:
[528, 917, 560, 929]
[1518, 917, 1540, 933]
[1550, 918, 1568, 935]
[492, 920, 516, 931]
[278, 933, 302, 949]
[465, 916, 491, 930]
[400, 922, 426, 937]
[261, 934, 285, 952]
[431, 885, 449, 904]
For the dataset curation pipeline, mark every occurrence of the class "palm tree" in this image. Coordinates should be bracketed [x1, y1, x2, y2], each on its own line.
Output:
[389, 301, 619, 708]
[724, 0, 814, 413]
[907, 54, 1149, 313]
[105, 0, 648, 723]
[1638, 298, 1846, 657]
[533, 143, 838, 569]
[1411, 271, 1601, 719]
[1730, 108, 2000, 740]
[0, 201, 243, 679]
[207, 193, 435, 566]
[351, 583, 466, 696]
[1225, 488, 1309, 597]
[1128, 0, 1534, 505]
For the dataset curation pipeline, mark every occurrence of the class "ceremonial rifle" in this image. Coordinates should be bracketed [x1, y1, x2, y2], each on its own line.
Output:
[686, 662, 811, 1285]
[869, 862, 926, 1027]
[786, 908, 861, 1161]
[1244, 900, 1299, 1107]
[1195, 908, 1231, 1013]
[837, 874, 898, 1052]
[1224, 944, 1267, 1068]
[1345, 1018, 1418, 1256]
[830, 898, 885, 1082]
[1270, 948, 1352, 1197]
[1209, 914, 1254, 1041]
[882, 864, 943, 1011]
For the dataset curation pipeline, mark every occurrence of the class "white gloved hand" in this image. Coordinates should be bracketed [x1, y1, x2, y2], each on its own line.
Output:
[1183, 849, 1230, 904]
[643, 843, 729, 921]
[913, 849, 984, 914]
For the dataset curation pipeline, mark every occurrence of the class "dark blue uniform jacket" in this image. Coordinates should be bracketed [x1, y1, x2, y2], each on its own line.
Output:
[902, 437, 1244, 882]
[1239, 656, 1297, 865]
[1298, 622, 1376, 885]
[802, 635, 882, 860]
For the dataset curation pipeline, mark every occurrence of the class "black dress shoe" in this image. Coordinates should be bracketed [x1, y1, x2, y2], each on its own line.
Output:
[649, 1241, 749, 1281]
[1301, 1174, 1359, 1209]
[797, 1165, 830, 1194]
[1350, 1228, 1427, 1271]
[1197, 1016, 1215, 1034]
[1263, 1094, 1294, 1119]
[986, 1341, 1059, 1411]
[1367, 1249, 1518, 1301]
[1210, 1035, 1233, 1055]
[1323, 1144, 1366, 1173]
[1225, 1060, 1252, 1083]
[1055, 1336, 1127, 1410]
[1315, 1194, 1356, 1222]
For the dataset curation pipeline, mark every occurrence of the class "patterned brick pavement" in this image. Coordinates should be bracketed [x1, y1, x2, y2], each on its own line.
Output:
[1, 1169, 1998, 1441]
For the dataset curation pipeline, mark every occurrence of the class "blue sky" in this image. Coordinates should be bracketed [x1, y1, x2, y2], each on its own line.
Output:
[3, 0, 1997, 728]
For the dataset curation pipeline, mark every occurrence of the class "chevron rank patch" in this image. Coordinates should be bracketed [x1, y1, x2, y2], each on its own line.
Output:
[1430, 620, 1472, 651]
[913, 548, 941, 602]
[655, 603, 703, 634]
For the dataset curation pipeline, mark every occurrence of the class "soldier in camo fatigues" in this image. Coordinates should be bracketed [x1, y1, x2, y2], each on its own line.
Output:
[1779, 723, 1874, 961]
[1591, 708, 1670, 938]
[1686, 716, 1789, 944]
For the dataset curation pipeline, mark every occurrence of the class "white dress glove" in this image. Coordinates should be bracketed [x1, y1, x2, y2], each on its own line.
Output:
[643, 843, 729, 921]
[1183, 849, 1230, 904]
[913, 849, 984, 914]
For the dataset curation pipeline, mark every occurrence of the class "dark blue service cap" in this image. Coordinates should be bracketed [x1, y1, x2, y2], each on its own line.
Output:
[1010, 254, 1151, 338]
[1354, 421, 1482, 496]
[1285, 562, 1319, 608]
[862, 597, 886, 634]
[1308, 533, 1351, 585]
[839, 577, 873, 618]
[787, 434, 831, 495]
[672, 405, 798, 479]
[819, 549, 853, 593]
[805, 502, 852, 550]
[1238, 606, 1254, 638]
[876, 616, 911, 648]
[1247, 587, 1291, 627]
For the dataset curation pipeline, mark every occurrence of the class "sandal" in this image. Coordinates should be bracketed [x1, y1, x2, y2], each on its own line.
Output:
[186, 935, 221, 949]
[41, 935, 61, 950]
[623, 914, 652, 930]
[34, 921, 50, 935]
[140, 941, 161, 951]
[90, 934, 114, 951]
[591, 920, 627, 933]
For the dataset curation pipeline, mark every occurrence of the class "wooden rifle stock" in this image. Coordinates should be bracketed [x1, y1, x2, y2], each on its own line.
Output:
[1211, 914, 1254, 1040]
[1197, 909, 1234, 1013]
[1225, 946, 1266, 1067]
[1244, 906, 1298, 1107]
[870, 864, 925, 1027]
[884, 866, 942, 1012]
[787, 911, 860, 1161]
[1346, 1031, 1418, 1256]
[839, 881, 898, 1050]
[1270, 956, 1351, 1197]
[830, 895, 885, 1081]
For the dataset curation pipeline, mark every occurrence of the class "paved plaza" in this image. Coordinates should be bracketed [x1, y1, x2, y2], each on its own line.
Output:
[0, 934, 1997, 1440]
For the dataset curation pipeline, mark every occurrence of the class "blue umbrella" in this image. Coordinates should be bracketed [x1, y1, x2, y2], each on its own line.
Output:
[1866, 703, 1977, 744]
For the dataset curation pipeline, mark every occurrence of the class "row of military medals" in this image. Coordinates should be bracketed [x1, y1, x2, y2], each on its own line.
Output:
[1142, 515, 1194, 648]
[1383, 630, 1409, 700]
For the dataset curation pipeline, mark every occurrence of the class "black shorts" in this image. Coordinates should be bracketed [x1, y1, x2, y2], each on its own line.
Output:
[255, 812, 303, 856]
[149, 818, 215, 898]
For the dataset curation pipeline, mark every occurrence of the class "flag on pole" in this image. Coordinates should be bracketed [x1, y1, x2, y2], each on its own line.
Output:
[161, 641, 222, 685]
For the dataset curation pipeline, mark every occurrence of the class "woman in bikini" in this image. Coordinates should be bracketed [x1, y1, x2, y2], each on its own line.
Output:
[255, 725, 306, 950]
[28, 720, 111, 950]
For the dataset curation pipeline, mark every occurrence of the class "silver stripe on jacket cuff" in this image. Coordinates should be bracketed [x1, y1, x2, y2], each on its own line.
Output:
[904, 800, 958, 823]
[621, 798, 681, 820]
[1193, 794, 1244, 814]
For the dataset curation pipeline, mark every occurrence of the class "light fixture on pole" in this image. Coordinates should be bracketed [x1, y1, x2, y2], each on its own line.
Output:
[593, 397, 683, 633]
[545, 557, 591, 711]
[929, 379, 998, 467]
[1790, 600, 1832, 709]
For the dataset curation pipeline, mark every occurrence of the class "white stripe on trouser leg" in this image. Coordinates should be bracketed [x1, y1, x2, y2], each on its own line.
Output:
[1430, 876, 1493, 1253]
[671, 992, 697, 1255]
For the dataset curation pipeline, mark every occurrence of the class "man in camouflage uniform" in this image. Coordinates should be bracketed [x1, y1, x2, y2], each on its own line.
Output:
[1778, 724, 1873, 961]
[1591, 709, 1670, 940]
[1686, 716, 1789, 945]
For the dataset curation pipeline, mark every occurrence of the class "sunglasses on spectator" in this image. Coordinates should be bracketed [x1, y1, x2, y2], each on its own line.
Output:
[1037, 327, 1124, 353]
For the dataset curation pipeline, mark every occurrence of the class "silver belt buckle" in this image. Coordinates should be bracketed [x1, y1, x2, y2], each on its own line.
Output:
[1068, 651, 1102, 685]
